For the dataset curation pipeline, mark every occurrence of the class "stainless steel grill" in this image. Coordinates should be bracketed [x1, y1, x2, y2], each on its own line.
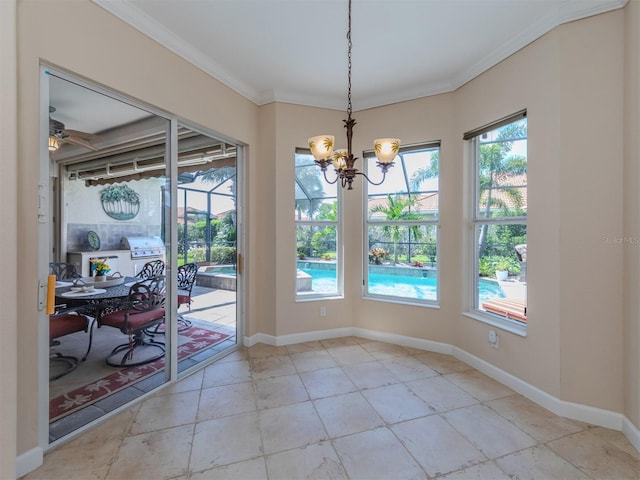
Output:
[120, 236, 166, 258]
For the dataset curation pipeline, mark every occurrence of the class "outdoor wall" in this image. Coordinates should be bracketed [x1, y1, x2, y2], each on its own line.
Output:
[16, 0, 262, 464]
[64, 178, 165, 252]
[623, 0, 640, 431]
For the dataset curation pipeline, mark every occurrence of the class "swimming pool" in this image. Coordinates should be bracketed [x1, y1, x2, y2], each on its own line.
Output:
[299, 267, 504, 302]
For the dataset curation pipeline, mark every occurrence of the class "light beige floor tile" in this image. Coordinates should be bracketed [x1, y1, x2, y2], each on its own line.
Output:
[589, 426, 640, 460]
[380, 356, 439, 381]
[286, 340, 325, 354]
[407, 376, 478, 413]
[249, 354, 297, 379]
[266, 441, 348, 480]
[414, 351, 472, 374]
[497, 445, 591, 480]
[129, 390, 199, 435]
[486, 394, 583, 442]
[342, 361, 399, 389]
[445, 370, 515, 401]
[332, 427, 426, 480]
[437, 461, 511, 480]
[444, 404, 536, 459]
[190, 457, 267, 480]
[299, 367, 358, 399]
[197, 381, 256, 421]
[314, 392, 384, 437]
[214, 347, 248, 363]
[392, 415, 486, 477]
[290, 349, 338, 372]
[547, 429, 640, 479]
[158, 369, 203, 395]
[320, 337, 361, 348]
[247, 343, 289, 358]
[326, 344, 376, 365]
[259, 401, 328, 455]
[23, 409, 137, 480]
[107, 424, 193, 480]
[360, 341, 413, 360]
[190, 412, 263, 472]
[254, 373, 308, 410]
[362, 384, 433, 423]
[202, 359, 251, 387]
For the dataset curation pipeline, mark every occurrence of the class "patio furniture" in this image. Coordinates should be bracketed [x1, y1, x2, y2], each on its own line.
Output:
[135, 259, 166, 280]
[176, 262, 198, 330]
[49, 262, 81, 280]
[49, 311, 93, 380]
[482, 298, 527, 323]
[99, 276, 166, 367]
[145, 262, 197, 334]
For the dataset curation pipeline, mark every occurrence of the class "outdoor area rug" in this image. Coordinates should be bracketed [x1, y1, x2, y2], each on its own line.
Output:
[49, 326, 230, 422]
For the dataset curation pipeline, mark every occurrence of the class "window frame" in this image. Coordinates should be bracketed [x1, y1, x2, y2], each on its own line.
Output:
[362, 141, 441, 307]
[294, 148, 343, 301]
[465, 111, 528, 335]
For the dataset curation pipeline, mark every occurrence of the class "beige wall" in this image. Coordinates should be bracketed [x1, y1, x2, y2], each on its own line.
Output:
[16, 0, 260, 457]
[10, 0, 639, 472]
[1, 0, 18, 478]
[270, 9, 627, 414]
[624, 0, 640, 428]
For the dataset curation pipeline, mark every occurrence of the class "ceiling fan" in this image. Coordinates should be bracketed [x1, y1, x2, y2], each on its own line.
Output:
[49, 106, 99, 151]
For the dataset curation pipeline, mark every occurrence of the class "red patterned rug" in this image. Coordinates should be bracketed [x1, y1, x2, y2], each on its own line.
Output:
[50, 327, 230, 422]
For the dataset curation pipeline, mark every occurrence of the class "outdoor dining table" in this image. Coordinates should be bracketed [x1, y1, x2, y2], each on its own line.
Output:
[55, 277, 140, 320]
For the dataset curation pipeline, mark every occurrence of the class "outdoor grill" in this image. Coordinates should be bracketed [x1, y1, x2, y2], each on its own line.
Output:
[120, 236, 166, 258]
[119, 236, 166, 276]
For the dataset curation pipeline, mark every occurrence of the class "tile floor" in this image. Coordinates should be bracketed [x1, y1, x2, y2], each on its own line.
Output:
[26, 336, 639, 480]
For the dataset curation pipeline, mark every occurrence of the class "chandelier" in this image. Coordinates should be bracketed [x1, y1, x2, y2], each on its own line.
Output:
[308, 0, 400, 190]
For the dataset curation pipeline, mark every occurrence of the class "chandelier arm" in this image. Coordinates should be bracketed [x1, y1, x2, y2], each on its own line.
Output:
[356, 169, 388, 186]
[322, 169, 340, 185]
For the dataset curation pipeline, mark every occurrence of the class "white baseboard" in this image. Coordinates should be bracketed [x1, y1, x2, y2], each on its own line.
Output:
[623, 415, 640, 454]
[453, 347, 624, 431]
[246, 326, 638, 453]
[16, 446, 43, 478]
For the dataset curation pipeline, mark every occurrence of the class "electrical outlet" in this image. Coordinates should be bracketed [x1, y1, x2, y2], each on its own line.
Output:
[320, 306, 326, 317]
[488, 329, 499, 349]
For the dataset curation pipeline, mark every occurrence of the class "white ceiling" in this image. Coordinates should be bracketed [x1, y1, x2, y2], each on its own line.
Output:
[93, 0, 627, 112]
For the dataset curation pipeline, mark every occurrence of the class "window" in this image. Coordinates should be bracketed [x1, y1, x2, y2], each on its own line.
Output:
[466, 111, 527, 330]
[364, 141, 441, 304]
[295, 149, 341, 298]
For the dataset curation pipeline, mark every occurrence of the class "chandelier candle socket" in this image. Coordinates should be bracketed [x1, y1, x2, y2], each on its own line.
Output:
[308, 0, 400, 190]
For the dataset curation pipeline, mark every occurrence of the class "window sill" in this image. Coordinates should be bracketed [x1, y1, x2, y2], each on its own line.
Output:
[463, 311, 527, 337]
[296, 294, 344, 303]
[363, 295, 440, 309]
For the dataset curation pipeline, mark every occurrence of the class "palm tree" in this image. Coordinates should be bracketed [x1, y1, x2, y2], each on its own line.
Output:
[477, 120, 527, 257]
[369, 194, 423, 264]
[409, 151, 439, 191]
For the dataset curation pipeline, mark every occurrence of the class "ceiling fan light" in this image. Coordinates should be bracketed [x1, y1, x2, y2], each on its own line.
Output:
[374, 138, 400, 164]
[48, 136, 59, 151]
[308, 135, 334, 161]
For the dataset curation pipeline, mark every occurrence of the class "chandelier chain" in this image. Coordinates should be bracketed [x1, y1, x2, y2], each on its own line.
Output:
[347, 0, 352, 118]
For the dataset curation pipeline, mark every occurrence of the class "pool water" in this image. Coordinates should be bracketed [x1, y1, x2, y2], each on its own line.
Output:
[299, 267, 504, 302]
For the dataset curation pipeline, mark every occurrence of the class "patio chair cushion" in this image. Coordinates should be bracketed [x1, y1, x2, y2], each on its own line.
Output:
[481, 298, 527, 322]
[50, 313, 89, 340]
[101, 307, 165, 331]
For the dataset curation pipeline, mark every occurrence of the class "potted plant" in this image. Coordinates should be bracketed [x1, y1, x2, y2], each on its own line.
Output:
[369, 247, 388, 265]
[91, 258, 110, 281]
[495, 258, 510, 281]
